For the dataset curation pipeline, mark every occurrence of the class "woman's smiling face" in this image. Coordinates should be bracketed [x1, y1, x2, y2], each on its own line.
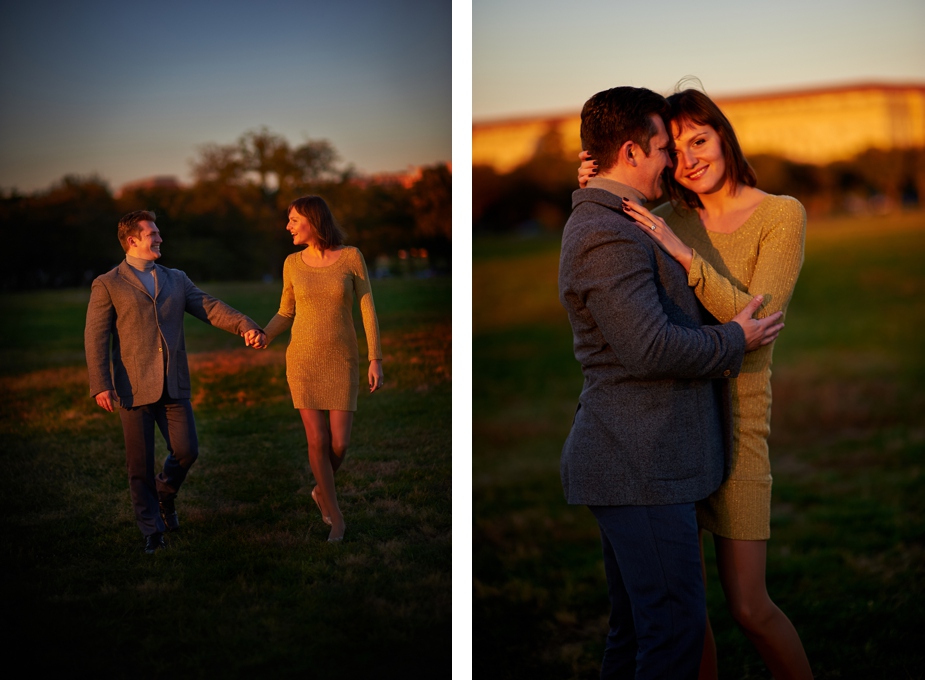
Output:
[670, 119, 727, 196]
[287, 208, 317, 246]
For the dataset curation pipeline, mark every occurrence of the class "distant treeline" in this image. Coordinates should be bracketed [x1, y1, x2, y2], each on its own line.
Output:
[473, 128, 925, 234]
[0, 128, 451, 290]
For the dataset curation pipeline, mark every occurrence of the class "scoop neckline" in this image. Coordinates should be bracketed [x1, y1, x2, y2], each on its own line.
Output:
[698, 194, 773, 236]
[298, 246, 348, 269]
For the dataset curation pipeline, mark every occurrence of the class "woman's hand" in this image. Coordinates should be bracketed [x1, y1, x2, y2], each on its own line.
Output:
[368, 359, 384, 393]
[578, 150, 597, 189]
[244, 329, 267, 349]
[621, 199, 694, 272]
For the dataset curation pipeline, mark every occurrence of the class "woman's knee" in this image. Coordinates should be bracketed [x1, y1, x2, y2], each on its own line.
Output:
[306, 432, 331, 453]
[331, 434, 350, 458]
[328, 411, 353, 458]
[728, 596, 776, 633]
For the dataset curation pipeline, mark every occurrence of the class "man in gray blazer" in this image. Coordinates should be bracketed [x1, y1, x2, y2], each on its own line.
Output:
[85, 210, 265, 554]
[558, 87, 784, 678]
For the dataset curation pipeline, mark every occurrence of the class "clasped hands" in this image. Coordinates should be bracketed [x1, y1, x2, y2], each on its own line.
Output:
[243, 329, 267, 349]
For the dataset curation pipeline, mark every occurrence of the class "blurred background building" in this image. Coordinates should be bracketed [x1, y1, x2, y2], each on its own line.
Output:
[472, 82, 925, 232]
[474, 82, 925, 169]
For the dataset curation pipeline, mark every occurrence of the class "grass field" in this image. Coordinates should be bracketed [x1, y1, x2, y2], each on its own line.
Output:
[473, 211, 925, 679]
[0, 276, 451, 677]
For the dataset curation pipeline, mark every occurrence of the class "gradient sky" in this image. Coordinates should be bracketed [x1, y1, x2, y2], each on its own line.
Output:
[474, 0, 925, 121]
[0, 0, 451, 193]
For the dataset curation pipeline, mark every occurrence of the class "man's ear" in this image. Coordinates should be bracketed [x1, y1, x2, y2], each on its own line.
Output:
[619, 140, 636, 167]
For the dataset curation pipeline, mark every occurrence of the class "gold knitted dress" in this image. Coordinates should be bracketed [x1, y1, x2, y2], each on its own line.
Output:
[654, 195, 806, 540]
[264, 247, 382, 411]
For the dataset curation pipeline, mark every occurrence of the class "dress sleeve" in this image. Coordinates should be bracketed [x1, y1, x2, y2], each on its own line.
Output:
[353, 249, 382, 361]
[688, 197, 806, 323]
[264, 255, 295, 343]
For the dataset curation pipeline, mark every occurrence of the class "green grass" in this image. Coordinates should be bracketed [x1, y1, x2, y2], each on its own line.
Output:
[1, 276, 451, 678]
[473, 212, 925, 679]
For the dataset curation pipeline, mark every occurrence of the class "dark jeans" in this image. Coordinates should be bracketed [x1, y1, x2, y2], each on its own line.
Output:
[119, 392, 198, 536]
[588, 503, 705, 680]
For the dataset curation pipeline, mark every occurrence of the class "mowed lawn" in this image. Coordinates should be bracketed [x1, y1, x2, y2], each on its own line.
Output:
[473, 211, 925, 679]
[0, 275, 451, 678]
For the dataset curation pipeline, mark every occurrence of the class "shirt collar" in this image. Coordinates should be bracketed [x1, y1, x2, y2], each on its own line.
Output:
[125, 255, 155, 272]
[586, 177, 647, 205]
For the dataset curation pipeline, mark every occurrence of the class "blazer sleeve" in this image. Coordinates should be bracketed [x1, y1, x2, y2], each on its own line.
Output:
[181, 273, 260, 335]
[687, 198, 806, 322]
[576, 227, 745, 381]
[84, 278, 115, 397]
[353, 250, 382, 361]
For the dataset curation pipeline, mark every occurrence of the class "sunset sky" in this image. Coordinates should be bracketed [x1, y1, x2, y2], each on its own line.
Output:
[0, 0, 451, 193]
[473, 0, 925, 120]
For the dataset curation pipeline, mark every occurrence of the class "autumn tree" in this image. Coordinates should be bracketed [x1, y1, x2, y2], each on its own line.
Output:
[410, 164, 452, 240]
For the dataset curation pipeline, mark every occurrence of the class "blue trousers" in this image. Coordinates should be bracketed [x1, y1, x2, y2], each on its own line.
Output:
[119, 393, 198, 536]
[589, 503, 705, 680]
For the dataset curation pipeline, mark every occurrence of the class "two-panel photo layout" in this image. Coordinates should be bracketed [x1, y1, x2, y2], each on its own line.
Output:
[3, 0, 924, 678]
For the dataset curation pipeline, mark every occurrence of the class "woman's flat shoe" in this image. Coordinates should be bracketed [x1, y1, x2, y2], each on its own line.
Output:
[312, 487, 332, 525]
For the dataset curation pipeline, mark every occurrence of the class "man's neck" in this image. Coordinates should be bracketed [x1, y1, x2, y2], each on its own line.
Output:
[126, 254, 155, 271]
[586, 175, 647, 205]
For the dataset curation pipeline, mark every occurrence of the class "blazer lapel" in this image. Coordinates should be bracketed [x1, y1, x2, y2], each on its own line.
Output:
[117, 260, 154, 300]
[153, 264, 162, 301]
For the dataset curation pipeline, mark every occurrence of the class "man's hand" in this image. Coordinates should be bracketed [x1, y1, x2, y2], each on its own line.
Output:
[244, 329, 267, 349]
[732, 295, 784, 351]
[94, 390, 115, 413]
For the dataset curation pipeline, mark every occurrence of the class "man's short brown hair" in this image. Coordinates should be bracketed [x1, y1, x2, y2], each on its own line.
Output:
[117, 210, 157, 253]
[580, 86, 670, 174]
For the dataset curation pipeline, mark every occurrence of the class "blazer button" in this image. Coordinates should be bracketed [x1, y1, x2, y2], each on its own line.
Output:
[723, 369, 731, 377]
[159, 347, 163, 352]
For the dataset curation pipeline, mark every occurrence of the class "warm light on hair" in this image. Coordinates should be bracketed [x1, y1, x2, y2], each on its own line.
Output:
[117, 210, 156, 252]
[288, 196, 346, 252]
[580, 86, 669, 174]
[665, 88, 758, 210]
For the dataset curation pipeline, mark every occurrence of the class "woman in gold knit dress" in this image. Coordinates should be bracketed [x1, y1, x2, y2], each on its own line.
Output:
[262, 196, 383, 543]
[580, 88, 812, 679]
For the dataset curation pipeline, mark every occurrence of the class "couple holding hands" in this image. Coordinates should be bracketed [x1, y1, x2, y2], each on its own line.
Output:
[85, 196, 382, 551]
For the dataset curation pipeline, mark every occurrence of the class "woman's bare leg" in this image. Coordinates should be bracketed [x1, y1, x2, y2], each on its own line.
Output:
[699, 531, 719, 680]
[328, 410, 353, 473]
[310, 411, 354, 521]
[714, 537, 812, 679]
[299, 409, 345, 541]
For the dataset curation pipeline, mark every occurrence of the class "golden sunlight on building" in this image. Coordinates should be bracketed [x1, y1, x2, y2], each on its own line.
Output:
[473, 83, 925, 171]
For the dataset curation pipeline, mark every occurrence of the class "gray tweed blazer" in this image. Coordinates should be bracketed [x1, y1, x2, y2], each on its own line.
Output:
[85, 260, 260, 408]
[558, 187, 745, 506]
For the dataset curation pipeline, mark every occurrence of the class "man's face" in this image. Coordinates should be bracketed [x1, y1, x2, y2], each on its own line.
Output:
[636, 114, 673, 201]
[128, 221, 162, 260]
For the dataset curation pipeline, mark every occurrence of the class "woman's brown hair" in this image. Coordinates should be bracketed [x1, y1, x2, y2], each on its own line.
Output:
[288, 195, 346, 252]
[665, 88, 757, 210]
